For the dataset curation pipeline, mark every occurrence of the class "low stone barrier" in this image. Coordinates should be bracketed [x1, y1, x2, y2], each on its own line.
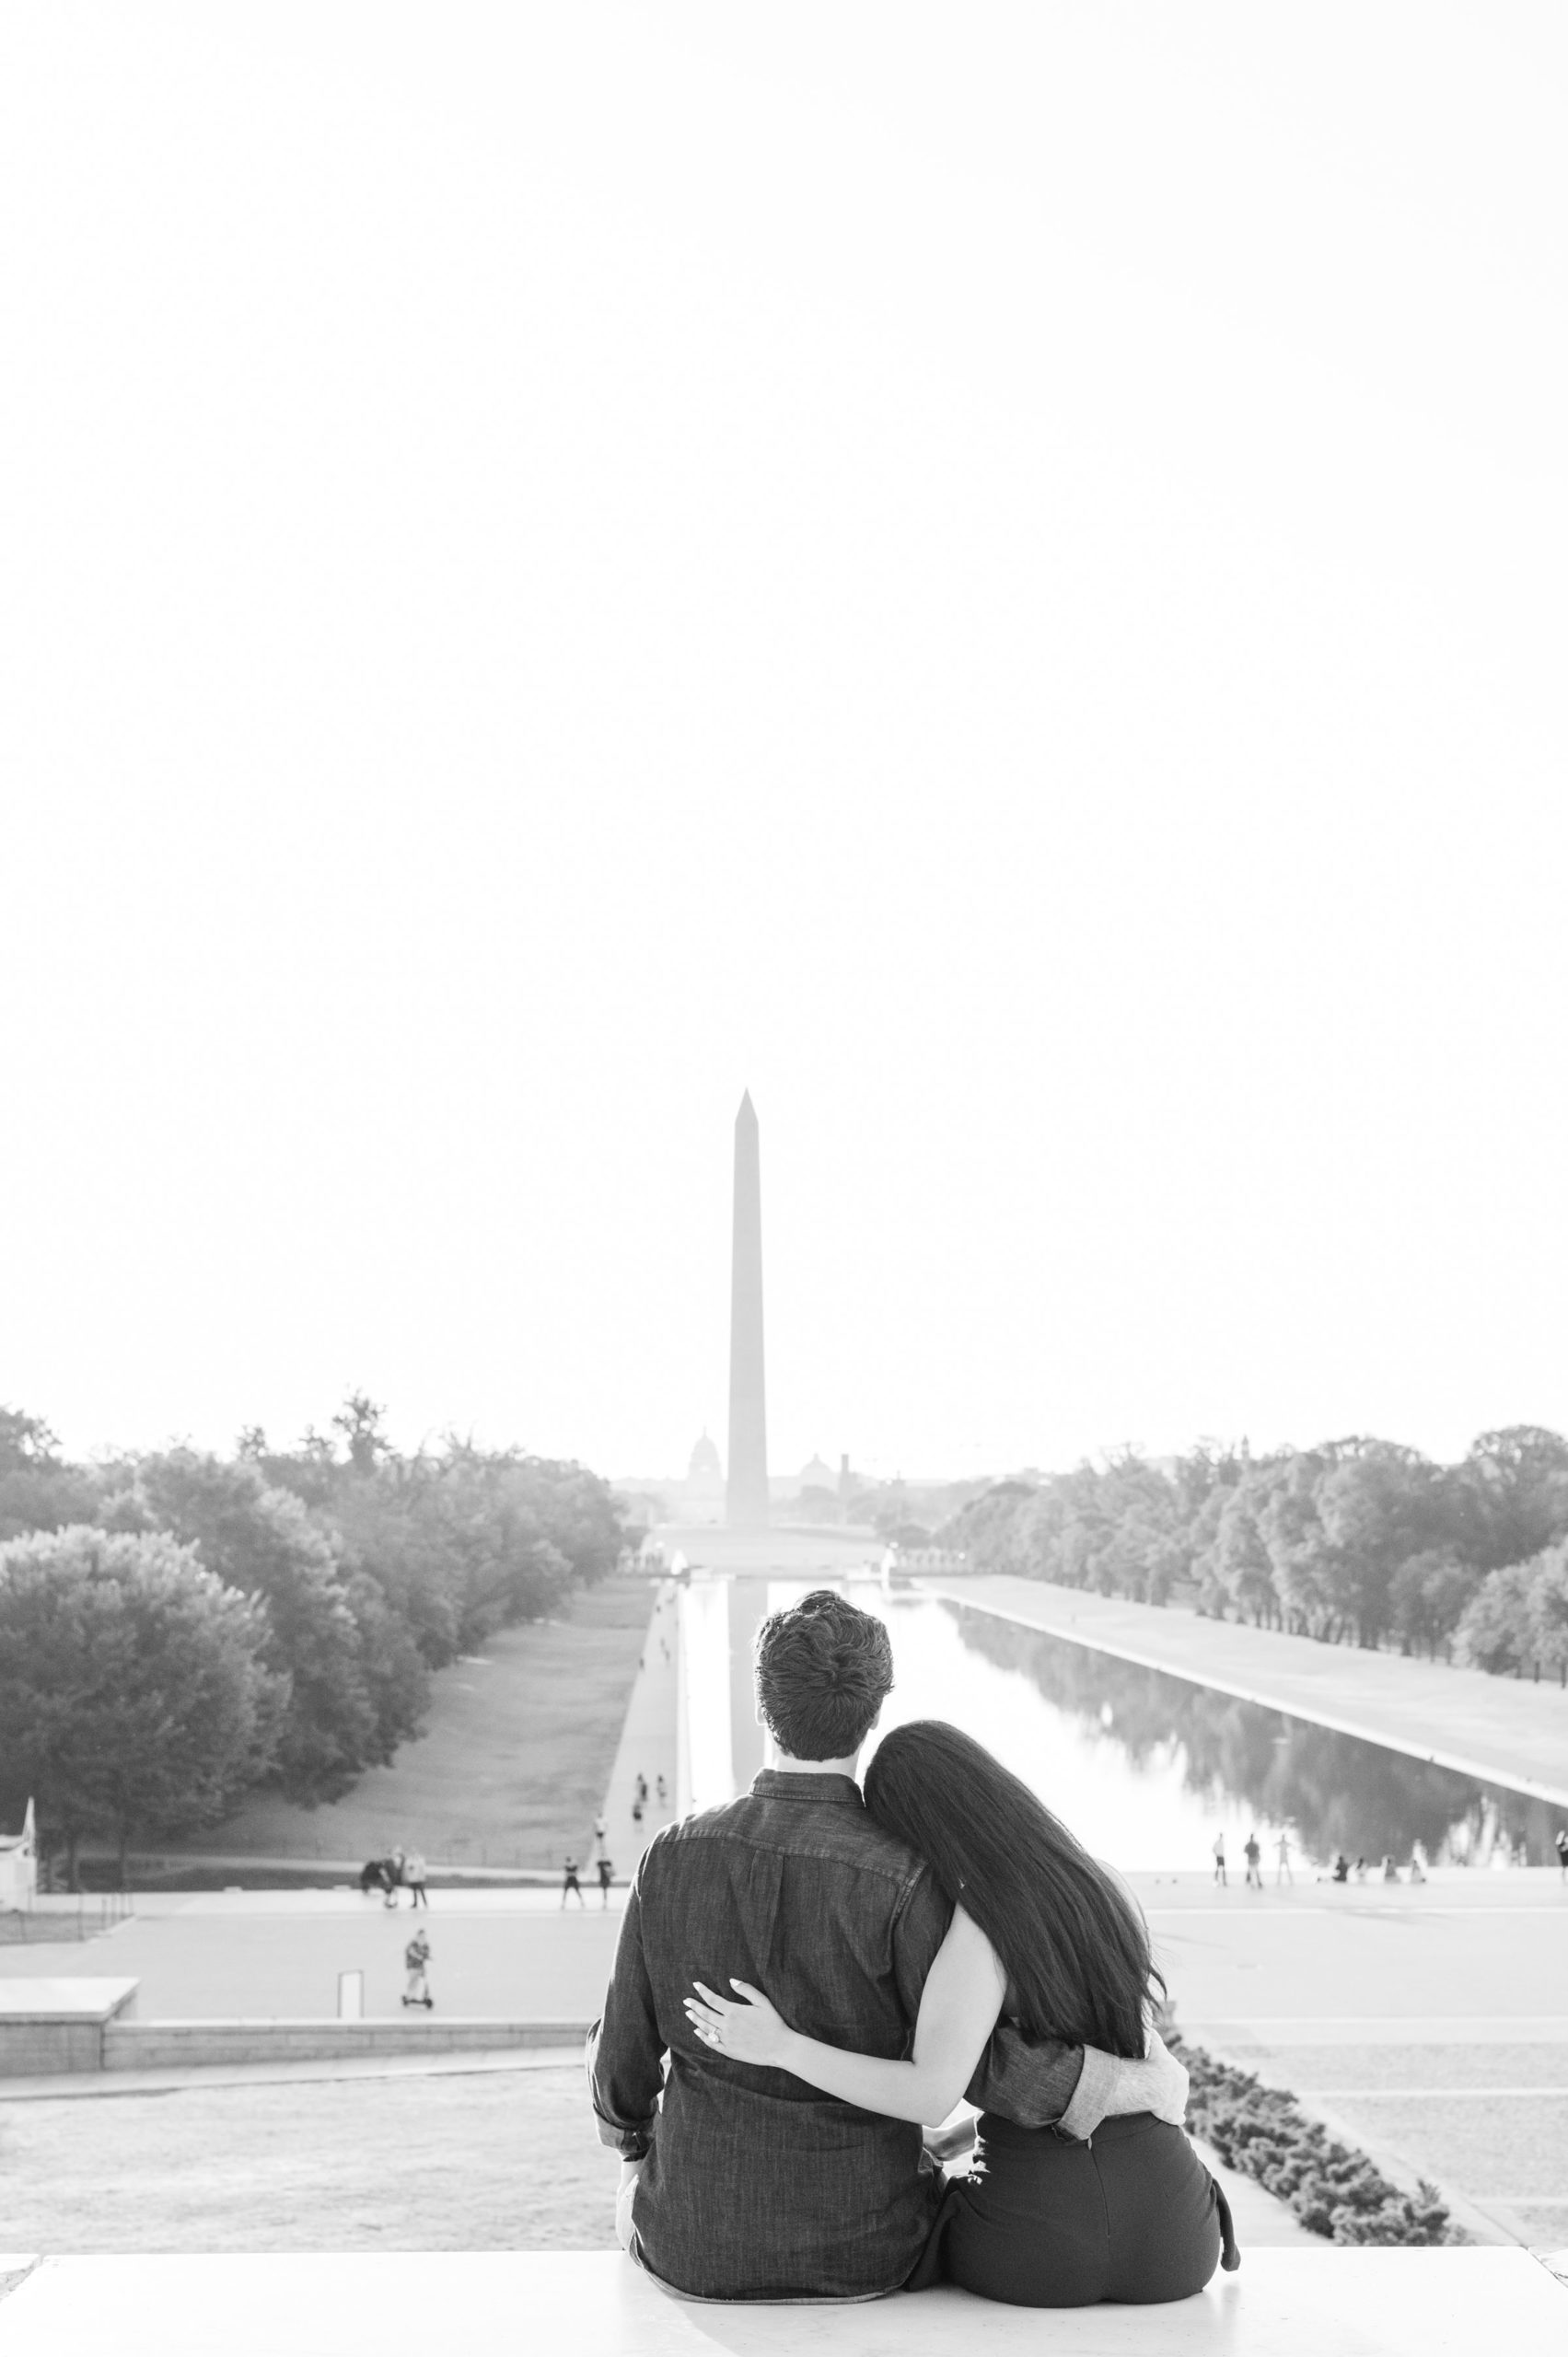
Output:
[101, 2016, 591, 2070]
[0, 2247, 1562, 2354]
[0, 1980, 139, 2075]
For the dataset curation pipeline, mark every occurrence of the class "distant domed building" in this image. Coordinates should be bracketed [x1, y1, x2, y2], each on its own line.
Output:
[798, 1454, 836, 1493]
[677, 1430, 725, 1525]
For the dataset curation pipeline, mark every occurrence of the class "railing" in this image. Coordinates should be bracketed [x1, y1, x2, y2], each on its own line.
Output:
[885, 1546, 973, 1573]
[0, 1892, 134, 1944]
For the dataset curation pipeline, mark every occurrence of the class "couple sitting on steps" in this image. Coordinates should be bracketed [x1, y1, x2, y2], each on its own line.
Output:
[588, 1588, 1237, 2306]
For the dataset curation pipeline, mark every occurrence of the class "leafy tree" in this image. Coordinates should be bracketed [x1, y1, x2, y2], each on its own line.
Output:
[1258, 1456, 1343, 1639]
[0, 1404, 100, 1541]
[0, 1407, 61, 1470]
[1455, 1543, 1568, 1683]
[0, 1527, 278, 1887]
[105, 1451, 418, 1804]
[1388, 1550, 1480, 1660]
[1200, 1477, 1280, 1625]
[1527, 1545, 1568, 1682]
[1453, 1562, 1538, 1675]
[0, 1399, 633, 1840]
[1457, 1428, 1568, 1571]
[331, 1391, 392, 1475]
[322, 1439, 622, 1659]
[1313, 1443, 1443, 1646]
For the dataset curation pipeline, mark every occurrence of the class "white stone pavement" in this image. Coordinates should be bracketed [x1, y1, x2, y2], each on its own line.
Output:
[0, 2250, 1562, 2356]
[597, 1577, 681, 1877]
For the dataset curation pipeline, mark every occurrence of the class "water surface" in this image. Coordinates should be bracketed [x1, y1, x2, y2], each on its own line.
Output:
[679, 1573, 1553, 1869]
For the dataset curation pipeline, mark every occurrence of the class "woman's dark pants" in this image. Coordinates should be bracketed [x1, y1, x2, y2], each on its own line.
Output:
[909, 2111, 1236, 2306]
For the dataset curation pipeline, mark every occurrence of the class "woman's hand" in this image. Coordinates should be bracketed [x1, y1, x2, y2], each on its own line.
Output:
[683, 1978, 795, 2068]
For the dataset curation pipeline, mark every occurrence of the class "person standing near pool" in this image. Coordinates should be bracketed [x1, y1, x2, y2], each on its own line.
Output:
[1274, 1831, 1294, 1887]
[402, 1927, 433, 2008]
[1212, 1832, 1227, 1887]
[1243, 1832, 1262, 1889]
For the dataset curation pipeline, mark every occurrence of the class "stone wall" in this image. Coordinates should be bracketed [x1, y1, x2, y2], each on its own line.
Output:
[102, 2017, 591, 2069]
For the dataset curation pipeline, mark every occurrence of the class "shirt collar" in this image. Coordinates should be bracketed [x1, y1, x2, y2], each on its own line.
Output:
[749, 1769, 865, 1808]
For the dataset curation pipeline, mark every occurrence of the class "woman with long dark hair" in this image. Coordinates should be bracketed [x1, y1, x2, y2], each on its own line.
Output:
[685, 1719, 1236, 2307]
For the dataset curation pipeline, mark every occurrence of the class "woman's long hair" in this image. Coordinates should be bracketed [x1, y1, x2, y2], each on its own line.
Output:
[863, 1719, 1161, 2057]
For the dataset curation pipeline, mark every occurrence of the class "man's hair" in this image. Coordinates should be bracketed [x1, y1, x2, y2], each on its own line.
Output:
[753, 1588, 893, 1760]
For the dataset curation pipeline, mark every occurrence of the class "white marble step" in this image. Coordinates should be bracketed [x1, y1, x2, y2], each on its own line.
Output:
[0, 2248, 1562, 2356]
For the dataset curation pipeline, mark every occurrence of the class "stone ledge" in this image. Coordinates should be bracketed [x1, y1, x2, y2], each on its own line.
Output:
[0, 1979, 139, 2023]
[103, 2017, 591, 2070]
[0, 2248, 1562, 2354]
[0, 1980, 141, 2075]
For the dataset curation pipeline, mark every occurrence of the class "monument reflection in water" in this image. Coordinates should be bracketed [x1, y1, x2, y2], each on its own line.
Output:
[675, 1574, 1554, 1870]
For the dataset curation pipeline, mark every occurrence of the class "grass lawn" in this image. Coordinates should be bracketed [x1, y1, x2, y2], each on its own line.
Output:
[148, 1576, 655, 1875]
[0, 2070, 619, 2252]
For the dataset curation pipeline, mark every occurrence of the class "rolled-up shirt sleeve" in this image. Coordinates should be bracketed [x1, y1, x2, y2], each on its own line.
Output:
[587, 1856, 665, 2159]
[966, 2021, 1100, 2133]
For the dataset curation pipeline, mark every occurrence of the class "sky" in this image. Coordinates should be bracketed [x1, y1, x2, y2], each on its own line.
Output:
[3, 6, 1566, 1484]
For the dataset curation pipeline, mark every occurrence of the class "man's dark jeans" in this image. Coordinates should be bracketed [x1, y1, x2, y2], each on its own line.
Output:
[587, 1770, 1085, 2303]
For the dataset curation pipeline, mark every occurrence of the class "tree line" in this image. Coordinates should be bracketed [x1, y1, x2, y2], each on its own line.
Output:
[938, 1425, 1568, 1682]
[0, 1397, 628, 1883]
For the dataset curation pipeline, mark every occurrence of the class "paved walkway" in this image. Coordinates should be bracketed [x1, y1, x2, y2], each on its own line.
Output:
[922, 1575, 1568, 1803]
[0, 1891, 624, 2018]
[596, 1580, 679, 1879]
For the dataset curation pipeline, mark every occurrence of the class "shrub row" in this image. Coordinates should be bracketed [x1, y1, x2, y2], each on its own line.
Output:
[1174, 2037, 1462, 2246]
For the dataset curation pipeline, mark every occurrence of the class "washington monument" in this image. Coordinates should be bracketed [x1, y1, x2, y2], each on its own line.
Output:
[726, 1090, 769, 1527]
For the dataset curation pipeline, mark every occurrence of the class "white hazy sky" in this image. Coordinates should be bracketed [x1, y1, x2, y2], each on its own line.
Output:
[4, 6, 1566, 1483]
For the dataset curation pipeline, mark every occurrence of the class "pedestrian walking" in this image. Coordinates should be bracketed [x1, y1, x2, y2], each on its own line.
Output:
[634, 1771, 649, 1806]
[1353, 1855, 1368, 1882]
[656, 1773, 668, 1805]
[562, 1854, 586, 1908]
[403, 1850, 429, 1908]
[593, 1813, 609, 1861]
[1331, 1852, 1350, 1883]
[1212, 1832, 1227, 1887]
[1555, 1829, 1568, 1883]
[1242, 1832, 1262, 1889]
[1381, 1854, 1400, 1882]
[597, 1855, 615, 1908]
[384, 1847, 406, 1910]
[632, 1796, 644, 1827]
[402, 1928, 433, 2008]
[1408, 1846, 1427, 1885]
[1274, 1831, 1294, 1887]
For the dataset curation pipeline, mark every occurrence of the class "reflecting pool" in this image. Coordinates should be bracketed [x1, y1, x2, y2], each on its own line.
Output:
[676, 1573, 1555, 1871]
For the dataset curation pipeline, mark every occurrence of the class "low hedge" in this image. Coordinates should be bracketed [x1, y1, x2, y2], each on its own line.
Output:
[1173, 2037, 1462, 2246]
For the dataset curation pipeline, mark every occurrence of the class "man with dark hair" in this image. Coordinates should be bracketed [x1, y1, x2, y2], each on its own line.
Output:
[588, 1587, 1186, 2303]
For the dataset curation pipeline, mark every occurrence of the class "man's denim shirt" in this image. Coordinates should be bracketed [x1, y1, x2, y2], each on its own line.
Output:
[587, 1770, 1097, 2303]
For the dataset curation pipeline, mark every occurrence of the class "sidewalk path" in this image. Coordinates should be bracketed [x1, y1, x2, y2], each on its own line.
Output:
[596, 1580, 680, 1879]
[0, 1894, 623, 2018]
[922, 1575, 1568, 1804]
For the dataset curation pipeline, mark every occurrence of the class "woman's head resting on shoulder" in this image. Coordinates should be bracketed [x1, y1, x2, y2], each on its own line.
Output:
[862, 1718, 1161, 2059]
